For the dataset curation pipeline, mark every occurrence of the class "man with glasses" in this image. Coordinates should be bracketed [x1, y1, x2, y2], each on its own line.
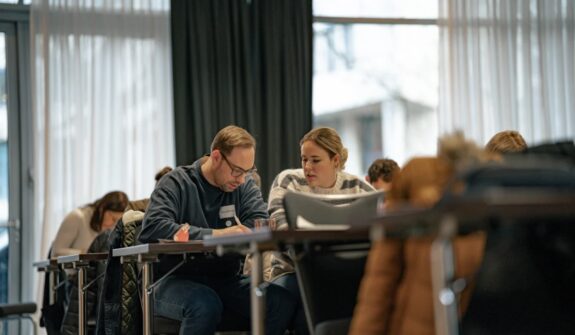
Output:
[140, 125, 295, 335]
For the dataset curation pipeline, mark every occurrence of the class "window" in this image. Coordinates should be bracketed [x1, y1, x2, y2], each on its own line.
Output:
[0, 38, 7, 303]
[0, 6, 32, 332]
[313, 0, 439, 176]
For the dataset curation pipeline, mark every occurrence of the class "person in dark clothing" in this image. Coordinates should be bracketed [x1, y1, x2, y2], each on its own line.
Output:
[139, 125, 295, 335]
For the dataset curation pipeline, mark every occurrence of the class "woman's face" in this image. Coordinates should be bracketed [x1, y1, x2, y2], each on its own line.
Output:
[301, 140, 339, 188]
[101, 210, 123, 231]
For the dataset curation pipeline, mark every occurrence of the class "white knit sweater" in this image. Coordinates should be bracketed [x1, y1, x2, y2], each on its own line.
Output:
[252, 168, 374, 281]
[268, 168, 374, 229]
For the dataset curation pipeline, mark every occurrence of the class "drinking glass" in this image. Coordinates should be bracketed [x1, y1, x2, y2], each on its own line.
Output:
[254, 218, 276, 230]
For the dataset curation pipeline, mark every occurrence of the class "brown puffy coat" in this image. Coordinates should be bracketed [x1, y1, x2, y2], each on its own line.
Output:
[349, 157, 486, 335]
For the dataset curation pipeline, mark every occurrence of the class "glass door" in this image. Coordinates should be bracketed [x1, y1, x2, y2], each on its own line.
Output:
[0, 28, 9, 307]
[0, 20, 24, 334]
[0, 4, 32, 333]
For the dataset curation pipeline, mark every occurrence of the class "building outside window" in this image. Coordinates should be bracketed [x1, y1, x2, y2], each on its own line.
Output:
[313, 0, 439, 176]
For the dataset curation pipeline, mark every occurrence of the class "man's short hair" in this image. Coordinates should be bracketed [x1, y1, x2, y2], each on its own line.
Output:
[210, 125, 256, 155]
[368, 158, 400, 183]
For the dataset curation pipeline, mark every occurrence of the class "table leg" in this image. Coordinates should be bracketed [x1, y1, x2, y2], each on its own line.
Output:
[78, 266, 86, 335]
[431, 215, 459, 335]
[250, 242, 265, 335]
[48, 270, 56, 305]
[142, 262, 153, 335]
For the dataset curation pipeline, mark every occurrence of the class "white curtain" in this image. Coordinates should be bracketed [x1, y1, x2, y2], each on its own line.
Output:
[30, 0, 174, 284]
[439, 0, 575, 146]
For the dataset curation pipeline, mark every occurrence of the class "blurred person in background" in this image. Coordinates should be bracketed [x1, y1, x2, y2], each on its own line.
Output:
[485, 130, 527, 154]
[349, 132, 494, 335]
[51, 191, 128, 257]
[366, 158, 400, 192]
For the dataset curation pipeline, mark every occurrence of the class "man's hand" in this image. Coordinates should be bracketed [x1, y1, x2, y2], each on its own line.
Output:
[211, 223, 251, 236]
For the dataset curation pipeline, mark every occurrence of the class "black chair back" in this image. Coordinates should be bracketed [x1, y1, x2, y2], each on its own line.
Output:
[284, 191, 384, 230]
[457, 159, 575, 334]
[283, 191, 384, 335]
[461, 220, 575, 335]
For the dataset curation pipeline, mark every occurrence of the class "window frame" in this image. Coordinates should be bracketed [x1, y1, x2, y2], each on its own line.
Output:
[0, 3, 32, 334]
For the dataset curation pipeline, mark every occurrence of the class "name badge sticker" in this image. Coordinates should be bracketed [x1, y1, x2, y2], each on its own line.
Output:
[219, 205, 236, 219]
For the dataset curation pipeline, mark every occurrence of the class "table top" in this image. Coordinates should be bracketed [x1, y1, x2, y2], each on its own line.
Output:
[112, 240, 215, 257]
[203, 228, 369, 247]
[57, 252, 109, 264]
[33, 258, 58, 269]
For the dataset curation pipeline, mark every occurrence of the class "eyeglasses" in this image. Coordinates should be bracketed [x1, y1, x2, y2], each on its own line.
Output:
[221, 153, 257, 178]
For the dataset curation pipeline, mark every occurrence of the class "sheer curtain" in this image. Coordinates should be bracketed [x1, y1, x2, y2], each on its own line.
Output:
[439, 0, 574, 145]
[30, 0, 174, 275]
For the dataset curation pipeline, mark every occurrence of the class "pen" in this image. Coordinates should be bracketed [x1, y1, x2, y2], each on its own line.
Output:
[233, 215, 242, 226]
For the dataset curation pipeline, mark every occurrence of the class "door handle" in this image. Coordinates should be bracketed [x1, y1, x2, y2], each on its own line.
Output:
[0, 219, 20, 229]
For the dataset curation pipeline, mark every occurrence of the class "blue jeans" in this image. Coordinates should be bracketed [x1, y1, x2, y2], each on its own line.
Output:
[272, 273, 309, 335]
[154, 274, 296, 335]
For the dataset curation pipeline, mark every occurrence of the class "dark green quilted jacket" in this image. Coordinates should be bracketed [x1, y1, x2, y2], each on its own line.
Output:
[95, 213, 143, 335]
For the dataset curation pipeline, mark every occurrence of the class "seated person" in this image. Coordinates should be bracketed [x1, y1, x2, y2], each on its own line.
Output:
[266, 126, 374, 334]
[52, 191, 128, 257]
[139, 125, 295, 335]
[485, 130, 527, 154]
[365, 158, 400, 191]
[349, 132, 492, 335]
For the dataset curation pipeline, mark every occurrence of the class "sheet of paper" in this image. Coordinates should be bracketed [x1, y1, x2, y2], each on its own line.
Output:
[296, 215, 349, 230]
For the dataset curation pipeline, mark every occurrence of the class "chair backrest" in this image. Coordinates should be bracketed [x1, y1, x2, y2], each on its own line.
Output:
[283, 191, 383, 334]
[464, 161, 575, 192]
[523, 139, 575, 165]
[284, 191, 384, 229]
[437, 157, 575, 208]
[456, 160, 575, 334]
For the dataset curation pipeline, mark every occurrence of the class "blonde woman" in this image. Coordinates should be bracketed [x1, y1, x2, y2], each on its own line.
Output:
[267, 127, 374, 334]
